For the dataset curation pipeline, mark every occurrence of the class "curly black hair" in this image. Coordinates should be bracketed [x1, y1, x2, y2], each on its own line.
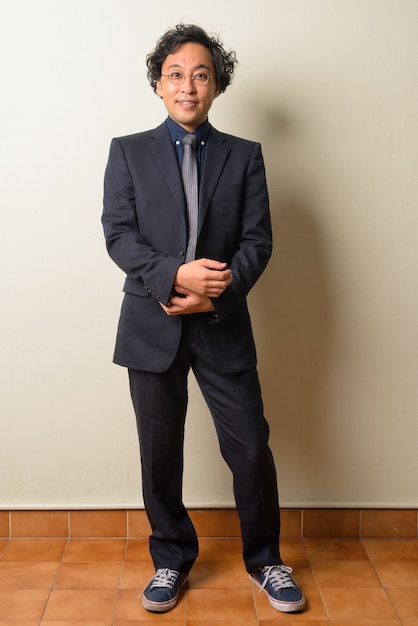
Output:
[146, 24, 237, 94]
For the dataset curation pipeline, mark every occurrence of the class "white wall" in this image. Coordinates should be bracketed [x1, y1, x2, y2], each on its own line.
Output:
[1, 0, 417, 509]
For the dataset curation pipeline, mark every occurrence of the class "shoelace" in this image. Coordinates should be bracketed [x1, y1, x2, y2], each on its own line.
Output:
[138, 567, 180, 599]
[149, 568, 180, 589]
[258, 565, 296, 593]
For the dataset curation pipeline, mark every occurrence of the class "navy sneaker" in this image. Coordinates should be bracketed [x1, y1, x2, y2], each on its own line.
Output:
[141, 568, 188, 612]
[249, 564, 305, 613]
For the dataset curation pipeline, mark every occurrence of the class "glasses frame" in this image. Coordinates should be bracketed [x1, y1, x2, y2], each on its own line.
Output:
[160, 71, 214, 86]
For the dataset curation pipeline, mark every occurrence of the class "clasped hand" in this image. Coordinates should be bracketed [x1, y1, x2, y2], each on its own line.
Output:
[159, 258, 232, 316]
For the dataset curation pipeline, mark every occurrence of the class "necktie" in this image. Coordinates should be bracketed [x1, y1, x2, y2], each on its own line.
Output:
[182, 134, 199, 262]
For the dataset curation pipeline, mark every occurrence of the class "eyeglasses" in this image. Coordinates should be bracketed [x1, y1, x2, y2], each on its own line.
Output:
[161, 71, 214, 86]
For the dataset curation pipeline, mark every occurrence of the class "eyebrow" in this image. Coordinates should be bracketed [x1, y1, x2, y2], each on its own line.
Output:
[166, 62, 211, 71]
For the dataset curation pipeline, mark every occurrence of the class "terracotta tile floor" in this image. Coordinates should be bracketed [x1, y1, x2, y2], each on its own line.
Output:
[0, 536, 417, 624]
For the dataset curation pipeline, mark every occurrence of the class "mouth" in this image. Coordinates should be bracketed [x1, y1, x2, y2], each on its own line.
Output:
[177, 100, 198, 107]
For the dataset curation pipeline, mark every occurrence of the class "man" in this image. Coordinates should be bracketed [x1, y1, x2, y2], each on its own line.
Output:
[102, 24, 305, 614]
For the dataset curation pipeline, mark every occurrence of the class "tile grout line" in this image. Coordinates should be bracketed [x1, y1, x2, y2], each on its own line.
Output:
[302, 536, 331, 623]
[38, 538, 68, 624]
[360, 536, 404, 625]
[113, 536, 130, 625]
[248, 581, 260, 625]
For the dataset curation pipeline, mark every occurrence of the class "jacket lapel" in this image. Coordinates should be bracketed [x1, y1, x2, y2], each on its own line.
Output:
[198, 127, 230, 231]
[148, 123, 186, 214]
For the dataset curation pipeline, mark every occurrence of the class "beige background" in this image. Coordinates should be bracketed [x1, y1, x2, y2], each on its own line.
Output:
[1, 0, 417, 509]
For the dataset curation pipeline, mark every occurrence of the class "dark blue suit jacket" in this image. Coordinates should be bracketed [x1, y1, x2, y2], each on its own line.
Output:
[102, 121, 272, 373]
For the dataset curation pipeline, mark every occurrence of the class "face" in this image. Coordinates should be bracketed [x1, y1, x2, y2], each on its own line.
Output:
[156, 42, 220, 132]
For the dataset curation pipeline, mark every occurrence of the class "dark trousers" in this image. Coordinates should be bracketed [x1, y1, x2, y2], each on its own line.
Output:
[128, 317, 282, 573]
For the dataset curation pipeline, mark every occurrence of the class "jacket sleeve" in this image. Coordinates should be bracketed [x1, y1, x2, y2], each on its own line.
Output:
[211, 142, 272, 320]
[101, 137, 182, 306]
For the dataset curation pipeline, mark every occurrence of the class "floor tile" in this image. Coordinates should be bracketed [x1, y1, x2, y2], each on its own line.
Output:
[290, 563, 318, 588]
[312, 560, 381, 587]
[304, 538, 369, 561]
[63, 539, 126, 562]
[125, 539, 152, 561]
[189, 560, 250, 588]
[281, 539, 310, 565]
[259, 622, 329, 626]
[0, 520, 415, 626]
[0, 561, 59, 588]
[362, 538, 418, 561]
[189, 621, 258, 626]
[116, 621, 184, 626]
[254, 585, 327, 620]
[41, 620, 111, 626]
[54, 561, 123, 589]
[115, 587, 185, 620]
[0, 589, 50, 620]
[43, 589, 118, 621]
[386, 588, 418, 618]
[320, 587, 397, 620]
[120, 561, 155, 590]
[373, 560, 418, 587]
[186, 588, 256, 621]
[329, 621, 402, 625]
[41, 623, 111, 626]
[0, 621, 40, 626]
[1, 539, 67, 562]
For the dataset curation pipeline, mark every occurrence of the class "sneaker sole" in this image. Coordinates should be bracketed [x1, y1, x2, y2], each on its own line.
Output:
[142, 576, 188, 613]
[249, 573, 306, 613]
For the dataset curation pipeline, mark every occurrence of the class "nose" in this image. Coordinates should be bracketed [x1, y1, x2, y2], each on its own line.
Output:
[181, 75, 196, 92]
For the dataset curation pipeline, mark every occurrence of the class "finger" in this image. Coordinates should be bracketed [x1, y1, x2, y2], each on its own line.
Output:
[201, 259, 228, 271]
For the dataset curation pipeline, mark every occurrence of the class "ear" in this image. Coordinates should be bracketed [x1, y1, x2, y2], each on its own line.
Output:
[156, 79, 163, 98]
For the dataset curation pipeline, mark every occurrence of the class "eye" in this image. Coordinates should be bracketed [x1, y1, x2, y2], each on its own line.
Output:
[170, 71, 184, 80]
[193, 72, 209, 82]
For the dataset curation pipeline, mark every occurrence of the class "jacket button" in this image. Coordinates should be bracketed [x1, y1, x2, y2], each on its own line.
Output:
[179, 249, 185, 256]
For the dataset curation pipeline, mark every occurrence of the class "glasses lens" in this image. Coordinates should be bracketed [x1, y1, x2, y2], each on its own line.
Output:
[193, 73, 209, 85]
[169, 72, 184, 84]
[166, 72, 210, 85]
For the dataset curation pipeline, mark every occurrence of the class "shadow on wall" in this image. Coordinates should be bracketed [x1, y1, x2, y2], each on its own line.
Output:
[249, 107, 338, 499]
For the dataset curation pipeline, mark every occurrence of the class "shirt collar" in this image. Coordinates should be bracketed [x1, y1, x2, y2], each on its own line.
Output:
[166, 117, 210, 147]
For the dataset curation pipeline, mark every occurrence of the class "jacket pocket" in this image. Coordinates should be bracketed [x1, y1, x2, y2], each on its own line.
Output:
[123, 277, 150, 297]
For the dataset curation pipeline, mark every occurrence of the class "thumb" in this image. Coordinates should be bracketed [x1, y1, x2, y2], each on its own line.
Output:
[200, 258, 228, 270]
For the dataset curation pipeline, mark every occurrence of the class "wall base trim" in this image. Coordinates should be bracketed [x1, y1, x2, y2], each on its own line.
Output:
[1, 500, 417, 510]
[1, 507, 417, 539]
